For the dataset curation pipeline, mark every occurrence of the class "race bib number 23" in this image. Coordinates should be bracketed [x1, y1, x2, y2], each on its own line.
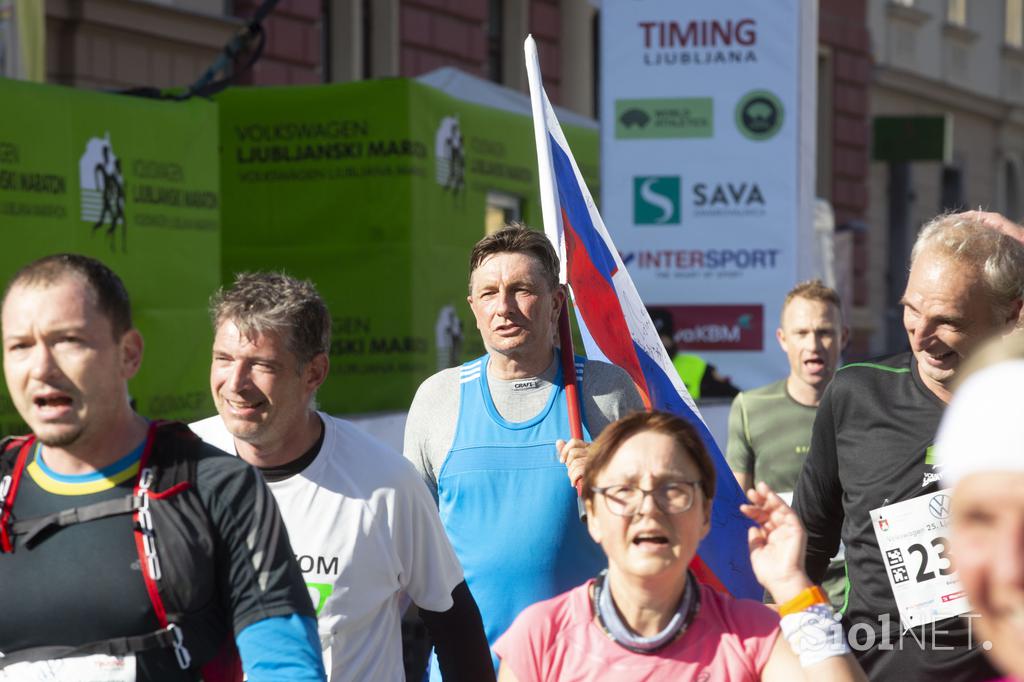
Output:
[870, 490, 969, 628]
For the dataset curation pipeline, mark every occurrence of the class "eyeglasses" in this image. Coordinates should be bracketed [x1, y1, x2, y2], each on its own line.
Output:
[591, 481, 701, 517]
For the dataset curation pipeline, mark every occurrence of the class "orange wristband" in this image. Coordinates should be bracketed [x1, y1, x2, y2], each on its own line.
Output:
[778, 585, 829, 617]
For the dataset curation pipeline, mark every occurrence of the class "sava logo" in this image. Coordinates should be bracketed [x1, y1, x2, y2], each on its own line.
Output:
[692, 181, 766, 217]
[79, 133, 127, 251]
[634, 176, 680, 225]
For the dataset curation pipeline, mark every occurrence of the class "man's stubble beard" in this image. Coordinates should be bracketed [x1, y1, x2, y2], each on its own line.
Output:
[35, 425, 85, 448]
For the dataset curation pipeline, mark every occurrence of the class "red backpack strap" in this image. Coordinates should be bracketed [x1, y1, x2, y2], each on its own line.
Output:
[132, 420, 243, 680]
[131, 421, 194, 671]
[0, 435, 35, 553]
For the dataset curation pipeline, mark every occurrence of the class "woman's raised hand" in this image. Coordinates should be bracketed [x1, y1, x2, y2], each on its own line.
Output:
[740, 482, 813, 604]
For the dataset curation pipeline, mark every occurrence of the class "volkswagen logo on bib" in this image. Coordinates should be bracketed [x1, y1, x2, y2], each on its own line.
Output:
[928, 494, 951, 520]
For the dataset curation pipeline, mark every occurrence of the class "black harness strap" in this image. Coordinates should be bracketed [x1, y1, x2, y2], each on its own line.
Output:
[12, 495, 142, 549]
[0, 424, 238, 680]
[0, 626, 178, 669]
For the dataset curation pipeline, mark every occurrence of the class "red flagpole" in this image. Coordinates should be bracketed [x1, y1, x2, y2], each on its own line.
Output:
[558, 302, 584, 442]
[557, 295, 586, 519]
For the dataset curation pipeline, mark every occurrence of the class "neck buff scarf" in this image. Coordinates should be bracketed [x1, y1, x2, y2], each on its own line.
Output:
[591, 569, 701, 654]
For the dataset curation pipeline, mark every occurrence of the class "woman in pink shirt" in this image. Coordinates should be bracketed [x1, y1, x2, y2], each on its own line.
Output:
[494, 411, 866, 682]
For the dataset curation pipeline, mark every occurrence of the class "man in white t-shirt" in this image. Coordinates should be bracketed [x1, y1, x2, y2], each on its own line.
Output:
[190, 272, 493, 682]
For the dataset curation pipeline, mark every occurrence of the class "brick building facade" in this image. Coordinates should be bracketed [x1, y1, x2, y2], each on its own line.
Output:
[818, 0, 872, 353]
[36, 0, 873, 351]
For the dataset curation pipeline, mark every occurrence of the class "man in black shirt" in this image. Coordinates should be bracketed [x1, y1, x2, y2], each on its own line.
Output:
[0, 254, 323, 681]
[794, 213, 1024, 681]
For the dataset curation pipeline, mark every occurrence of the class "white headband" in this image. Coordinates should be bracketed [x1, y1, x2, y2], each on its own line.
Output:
[935, 359, 1024, 486]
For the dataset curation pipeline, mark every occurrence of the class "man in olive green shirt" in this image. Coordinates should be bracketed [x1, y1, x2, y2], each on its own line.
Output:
[726, 378, 816, 494]
[726, 280, 848, 605]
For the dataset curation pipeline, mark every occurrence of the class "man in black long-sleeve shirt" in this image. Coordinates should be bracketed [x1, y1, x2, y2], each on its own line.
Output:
[794, 212, 1024, 681]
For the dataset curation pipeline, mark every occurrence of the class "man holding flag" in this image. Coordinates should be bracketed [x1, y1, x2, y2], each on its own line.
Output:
[519, 35, 760, 602]
[403, 224, 644, 676]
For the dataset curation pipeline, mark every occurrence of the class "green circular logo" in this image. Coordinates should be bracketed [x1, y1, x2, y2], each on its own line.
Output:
[735, 90, 784, 141]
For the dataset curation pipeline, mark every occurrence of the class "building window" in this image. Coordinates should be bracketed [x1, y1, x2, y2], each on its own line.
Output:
[947, 0, 967, 25]
[487, 0, 503, 83]
[940, 165, 965, 212]
[1009, 0, 1024, 46]
[816, 48, 833, 200]
[361, 0, 373, 78]
[1005, 158, 1022, 219]
[485, 191, 521, 234]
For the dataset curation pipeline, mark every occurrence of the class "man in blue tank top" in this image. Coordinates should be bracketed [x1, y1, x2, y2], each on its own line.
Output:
[404, 225, 644, 677]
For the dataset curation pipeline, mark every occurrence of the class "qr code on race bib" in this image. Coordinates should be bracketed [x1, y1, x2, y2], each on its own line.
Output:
[886, 549, 904, 566]
[891, 566, 910, 584]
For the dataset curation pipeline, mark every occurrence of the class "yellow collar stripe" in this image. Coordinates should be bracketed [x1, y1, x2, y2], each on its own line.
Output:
[27, 458, 141, 496]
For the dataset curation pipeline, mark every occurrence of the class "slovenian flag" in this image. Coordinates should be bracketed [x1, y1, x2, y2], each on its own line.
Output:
[524, 36, 759, 599]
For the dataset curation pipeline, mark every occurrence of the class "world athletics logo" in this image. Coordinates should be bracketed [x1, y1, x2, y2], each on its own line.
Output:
[79, 133, 127, 252]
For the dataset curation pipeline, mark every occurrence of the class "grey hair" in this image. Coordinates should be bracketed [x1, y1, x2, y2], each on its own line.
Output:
[210, 271, 331, 365]
[911, 212, 1024, 322]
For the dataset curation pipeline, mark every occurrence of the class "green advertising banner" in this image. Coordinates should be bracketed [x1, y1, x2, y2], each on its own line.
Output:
[0, 74, 598, 431]
[0, 77, 220, 432]
[218, 79, 598, 414]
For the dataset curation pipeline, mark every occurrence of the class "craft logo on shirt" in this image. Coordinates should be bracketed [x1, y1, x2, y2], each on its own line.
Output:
[633, 176, 680, 225]
[512, 379, 540, 392]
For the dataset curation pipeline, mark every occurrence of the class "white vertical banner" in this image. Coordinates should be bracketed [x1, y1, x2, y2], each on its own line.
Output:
[600, 1, 817, 390]
[0, 0, 45, 82]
